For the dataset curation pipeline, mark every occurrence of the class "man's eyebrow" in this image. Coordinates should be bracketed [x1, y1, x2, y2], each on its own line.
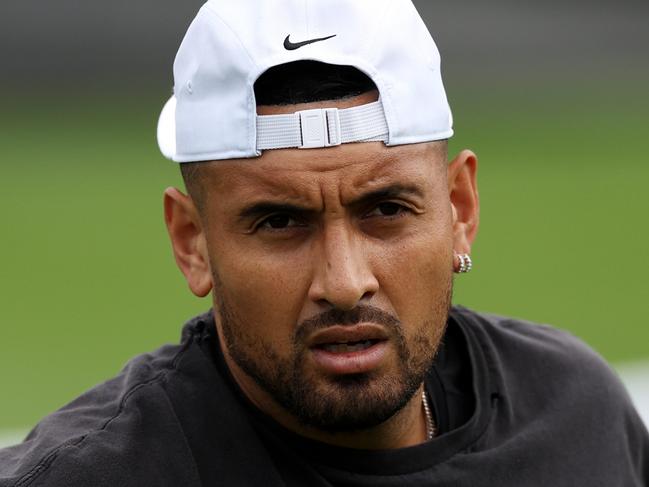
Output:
[237, 184, 424, 220]
[349, 184, 425, 207]
[237, 202, 313, 220]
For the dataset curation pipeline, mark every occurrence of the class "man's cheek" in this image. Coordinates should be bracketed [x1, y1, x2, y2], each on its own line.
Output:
[224, 276, 301, 335]
[382, 244, 448, 290]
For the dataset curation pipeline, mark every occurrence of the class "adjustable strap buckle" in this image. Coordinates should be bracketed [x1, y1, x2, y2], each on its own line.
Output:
[298, 108, 341, 149]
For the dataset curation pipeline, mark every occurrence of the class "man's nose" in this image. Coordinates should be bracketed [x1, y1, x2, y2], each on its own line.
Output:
[307, 222, 379, 310]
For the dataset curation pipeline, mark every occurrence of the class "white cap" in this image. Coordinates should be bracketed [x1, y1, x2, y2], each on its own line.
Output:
[157, 0, 453, 163]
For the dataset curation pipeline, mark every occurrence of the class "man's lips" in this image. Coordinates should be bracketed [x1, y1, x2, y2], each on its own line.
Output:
[307, 324, 390, 375]
[308, 324, 389, 348]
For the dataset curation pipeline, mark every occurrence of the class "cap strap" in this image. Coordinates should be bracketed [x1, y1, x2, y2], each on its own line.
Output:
[256, 100, 388, 150]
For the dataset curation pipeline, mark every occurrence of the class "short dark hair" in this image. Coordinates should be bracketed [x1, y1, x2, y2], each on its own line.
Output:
[181, 61, 379, 199]
[254, 60, 377, 106]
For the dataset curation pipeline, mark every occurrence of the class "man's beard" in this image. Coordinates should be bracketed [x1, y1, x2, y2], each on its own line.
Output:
[215, 279, 452, 433]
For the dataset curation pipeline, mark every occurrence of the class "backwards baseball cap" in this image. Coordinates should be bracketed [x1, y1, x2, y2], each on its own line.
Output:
[157, 0, 453, 163]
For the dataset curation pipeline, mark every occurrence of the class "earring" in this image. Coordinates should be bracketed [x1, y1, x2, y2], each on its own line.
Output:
[454, 253, 473, 274]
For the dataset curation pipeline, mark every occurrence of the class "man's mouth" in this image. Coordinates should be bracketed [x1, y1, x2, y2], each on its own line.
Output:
[308, 323, 389, 348]
[317, 340, 380, 353]
[307, 325, 390, 375]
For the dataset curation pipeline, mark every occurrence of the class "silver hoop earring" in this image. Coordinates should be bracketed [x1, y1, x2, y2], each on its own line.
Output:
[455, 253, 473, 274]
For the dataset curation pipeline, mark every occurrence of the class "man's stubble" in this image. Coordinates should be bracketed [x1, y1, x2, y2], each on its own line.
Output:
[213, 269, 452, 433]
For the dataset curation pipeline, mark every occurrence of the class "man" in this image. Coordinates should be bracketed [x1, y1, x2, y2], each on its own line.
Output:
[1, 0, 647, 485]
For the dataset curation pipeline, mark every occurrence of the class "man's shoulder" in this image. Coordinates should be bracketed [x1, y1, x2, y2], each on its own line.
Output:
[451, 306, 642, 432]
[451, 307, 649, 482]
[0, 314, 213, 487]
[452, 305, 613, 374]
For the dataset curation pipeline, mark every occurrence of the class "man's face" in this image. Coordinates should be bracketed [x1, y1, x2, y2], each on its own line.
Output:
[190, 106, 455, 434]
[166, 93, 478, 436]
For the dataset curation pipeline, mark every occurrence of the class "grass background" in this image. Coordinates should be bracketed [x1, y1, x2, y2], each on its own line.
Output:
[1, 76, 648, 431]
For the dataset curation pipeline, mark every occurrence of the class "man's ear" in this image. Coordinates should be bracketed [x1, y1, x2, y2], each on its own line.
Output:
[163, 187, 213, 297]
[447, 150, 479, 255]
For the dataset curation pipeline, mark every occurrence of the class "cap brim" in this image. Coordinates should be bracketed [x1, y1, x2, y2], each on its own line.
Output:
[157, 95, 177, 160]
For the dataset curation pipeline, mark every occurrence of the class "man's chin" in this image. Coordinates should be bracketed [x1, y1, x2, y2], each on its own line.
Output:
[280, 371, 422, 433]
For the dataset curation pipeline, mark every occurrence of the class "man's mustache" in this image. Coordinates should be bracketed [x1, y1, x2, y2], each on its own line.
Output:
[294, 305, 401, 344]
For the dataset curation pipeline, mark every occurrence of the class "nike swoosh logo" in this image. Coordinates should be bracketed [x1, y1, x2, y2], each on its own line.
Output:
[284, 34, 337, 51]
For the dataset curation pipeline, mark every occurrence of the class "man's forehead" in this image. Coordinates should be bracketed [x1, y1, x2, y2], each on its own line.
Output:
[198, 141, 444, 205]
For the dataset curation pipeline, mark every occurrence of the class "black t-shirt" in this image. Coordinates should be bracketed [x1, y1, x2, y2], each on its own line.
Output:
[1, 307, 647, 486]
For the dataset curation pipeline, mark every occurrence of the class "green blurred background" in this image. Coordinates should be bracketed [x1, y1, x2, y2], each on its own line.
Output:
[1, 0, 647, 432]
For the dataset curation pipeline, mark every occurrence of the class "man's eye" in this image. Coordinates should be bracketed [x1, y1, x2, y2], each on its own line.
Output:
[259, 214, 296, 230]
[367, 202, 408, 218]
